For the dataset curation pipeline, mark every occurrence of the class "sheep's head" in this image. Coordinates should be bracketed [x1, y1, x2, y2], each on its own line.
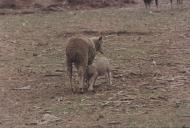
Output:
[93, 36, 104, 54]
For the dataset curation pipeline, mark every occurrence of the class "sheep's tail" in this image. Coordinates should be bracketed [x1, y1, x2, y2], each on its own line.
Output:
[66, 58, 73, 91]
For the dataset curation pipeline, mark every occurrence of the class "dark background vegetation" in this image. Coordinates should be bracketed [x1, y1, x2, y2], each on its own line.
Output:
[0, 0, 136, 9]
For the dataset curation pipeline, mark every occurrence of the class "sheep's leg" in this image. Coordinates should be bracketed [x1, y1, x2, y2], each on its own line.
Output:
[88, 74, 97, 92]
[144, 0, 147, 8]
[148, 0, 151, 9]
[67, 60, 73, 92]
[78, 66, 86, 93]
[179, 0, 183, 4]
[144, 0, 149, 9]
[170, 0, 173, 8]
[155, 0, 158, 8]
[145, 3, 148, 9]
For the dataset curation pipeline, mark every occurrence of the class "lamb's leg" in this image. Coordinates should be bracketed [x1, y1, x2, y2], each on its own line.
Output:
[86, 77, 90, 89]
[108, 71, 112, 86]
[84, 71, 89, 89]
[88, 74, 98, 92]
[67, 60, 73, 92]
[106, 70, 112, 86]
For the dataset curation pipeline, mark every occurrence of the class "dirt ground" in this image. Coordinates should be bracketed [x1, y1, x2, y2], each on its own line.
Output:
[0, 0, 190, 127]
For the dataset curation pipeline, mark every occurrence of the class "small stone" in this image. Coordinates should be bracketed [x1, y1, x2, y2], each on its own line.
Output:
[122, 83, 127, 86]
[13, 85, 31, 90]
[22, 22, 26, 26]
[25, 122, 37, 126]
[57, 97, 63, 102]
[33, 53, 38, 56]
[96, 114, 104, 121]
[38, 114, 61, 125]
[121, 77, 126, 82]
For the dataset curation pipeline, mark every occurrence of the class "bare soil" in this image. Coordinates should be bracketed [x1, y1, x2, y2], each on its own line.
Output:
[0, 0, 190, 127]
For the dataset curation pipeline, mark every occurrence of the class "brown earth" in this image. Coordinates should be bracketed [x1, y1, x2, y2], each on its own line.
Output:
[0, 0, 190, 127]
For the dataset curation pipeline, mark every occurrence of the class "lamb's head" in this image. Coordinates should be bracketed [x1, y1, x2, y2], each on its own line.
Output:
[85, 65, 95, 84]
[86, 65, 95, 79]
[91, 36, 104, 54]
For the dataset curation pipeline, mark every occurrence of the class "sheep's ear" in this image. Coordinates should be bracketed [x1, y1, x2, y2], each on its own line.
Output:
[98, 36, 103, 41]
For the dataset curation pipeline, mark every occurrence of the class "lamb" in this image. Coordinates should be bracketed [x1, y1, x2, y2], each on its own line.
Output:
[66, 36, 104, 93]
[86, 56, 112, 92]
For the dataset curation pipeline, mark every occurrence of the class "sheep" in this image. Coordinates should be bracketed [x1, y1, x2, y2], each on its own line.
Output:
[66, 36, 104, 93]
[170, 0, 183, 7]
[86, 56, 112, 92]
[144, 0, 183, 9]
[143, 0, 158, 8]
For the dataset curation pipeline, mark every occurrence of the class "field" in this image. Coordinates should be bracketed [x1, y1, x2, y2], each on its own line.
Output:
[0, 0, 190, 127]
